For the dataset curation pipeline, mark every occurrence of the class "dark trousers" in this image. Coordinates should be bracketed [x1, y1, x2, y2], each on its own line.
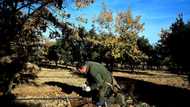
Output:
[91, 85, 112, 106]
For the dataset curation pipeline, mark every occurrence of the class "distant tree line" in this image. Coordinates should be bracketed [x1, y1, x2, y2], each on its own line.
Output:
[45, 10, 190, 76]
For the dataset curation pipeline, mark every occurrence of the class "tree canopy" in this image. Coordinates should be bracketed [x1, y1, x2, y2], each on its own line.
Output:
[158, 15, 190, 71]
[0, 0, 95, 95]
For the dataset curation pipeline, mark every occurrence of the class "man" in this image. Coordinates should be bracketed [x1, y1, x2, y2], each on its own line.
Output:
[77, 61, 126, 107]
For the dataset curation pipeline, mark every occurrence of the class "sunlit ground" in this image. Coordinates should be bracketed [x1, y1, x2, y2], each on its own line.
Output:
[10, 67, 190, 107]
[113, 70, 189, 89]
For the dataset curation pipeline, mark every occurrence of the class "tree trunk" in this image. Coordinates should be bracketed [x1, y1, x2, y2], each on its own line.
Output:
[55, 61, 58, 67]
[4, 73, 17, 96]
[130, 64, 134, 72]
[4, 79, 14, 96]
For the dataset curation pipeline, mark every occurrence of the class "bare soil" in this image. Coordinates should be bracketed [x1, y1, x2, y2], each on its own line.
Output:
[2, 67, 190, 107]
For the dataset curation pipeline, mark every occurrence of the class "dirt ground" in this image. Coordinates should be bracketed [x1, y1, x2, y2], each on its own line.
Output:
[113, 70, 189, 89]
[9, 67, 190, 107]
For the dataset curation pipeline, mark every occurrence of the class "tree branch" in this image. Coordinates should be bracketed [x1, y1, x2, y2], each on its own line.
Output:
[21, 2, 50, 29]
[16, 2, 35, 12]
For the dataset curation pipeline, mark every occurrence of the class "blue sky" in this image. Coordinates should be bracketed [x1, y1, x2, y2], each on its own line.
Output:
[65, 0, 190, 44]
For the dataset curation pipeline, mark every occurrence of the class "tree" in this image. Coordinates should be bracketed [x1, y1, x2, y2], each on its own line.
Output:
[137, 36, 152, 56]
[97, 2, 113, 33]
[0, 0, 95, 96]
[137, 36, 152, 69]
[147, 45, 164, 70]
[114, 8, 144, 71]
[159, 14, 190, 72]
[47, 45, 61, 67]
[86, 8, 145, 71]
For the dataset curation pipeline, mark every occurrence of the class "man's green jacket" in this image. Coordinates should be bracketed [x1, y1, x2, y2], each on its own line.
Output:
[84, 61, 113, 90]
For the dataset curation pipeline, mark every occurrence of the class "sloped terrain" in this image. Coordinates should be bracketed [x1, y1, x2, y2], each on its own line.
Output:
[8, 68, 190, 107]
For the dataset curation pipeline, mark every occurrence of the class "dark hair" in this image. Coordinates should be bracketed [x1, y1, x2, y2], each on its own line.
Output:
[76, 61, 85, 69]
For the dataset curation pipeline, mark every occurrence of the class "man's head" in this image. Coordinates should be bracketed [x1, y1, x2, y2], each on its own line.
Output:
[76, 61, 88, 73]
[78, 65, 88, 73]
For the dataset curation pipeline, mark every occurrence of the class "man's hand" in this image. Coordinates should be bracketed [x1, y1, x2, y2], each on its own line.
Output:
[84, 86, 91, 92]
[82, 84, 91, 92]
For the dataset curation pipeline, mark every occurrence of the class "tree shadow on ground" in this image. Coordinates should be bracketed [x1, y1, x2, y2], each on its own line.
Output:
[39, 63, 68, 69]
[44, 81, 95, 107]
[44, 81, 91, 97]
[115, 76, 190, 107]
[0, 94, 41, 107]
[113, 69, 155, 76]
